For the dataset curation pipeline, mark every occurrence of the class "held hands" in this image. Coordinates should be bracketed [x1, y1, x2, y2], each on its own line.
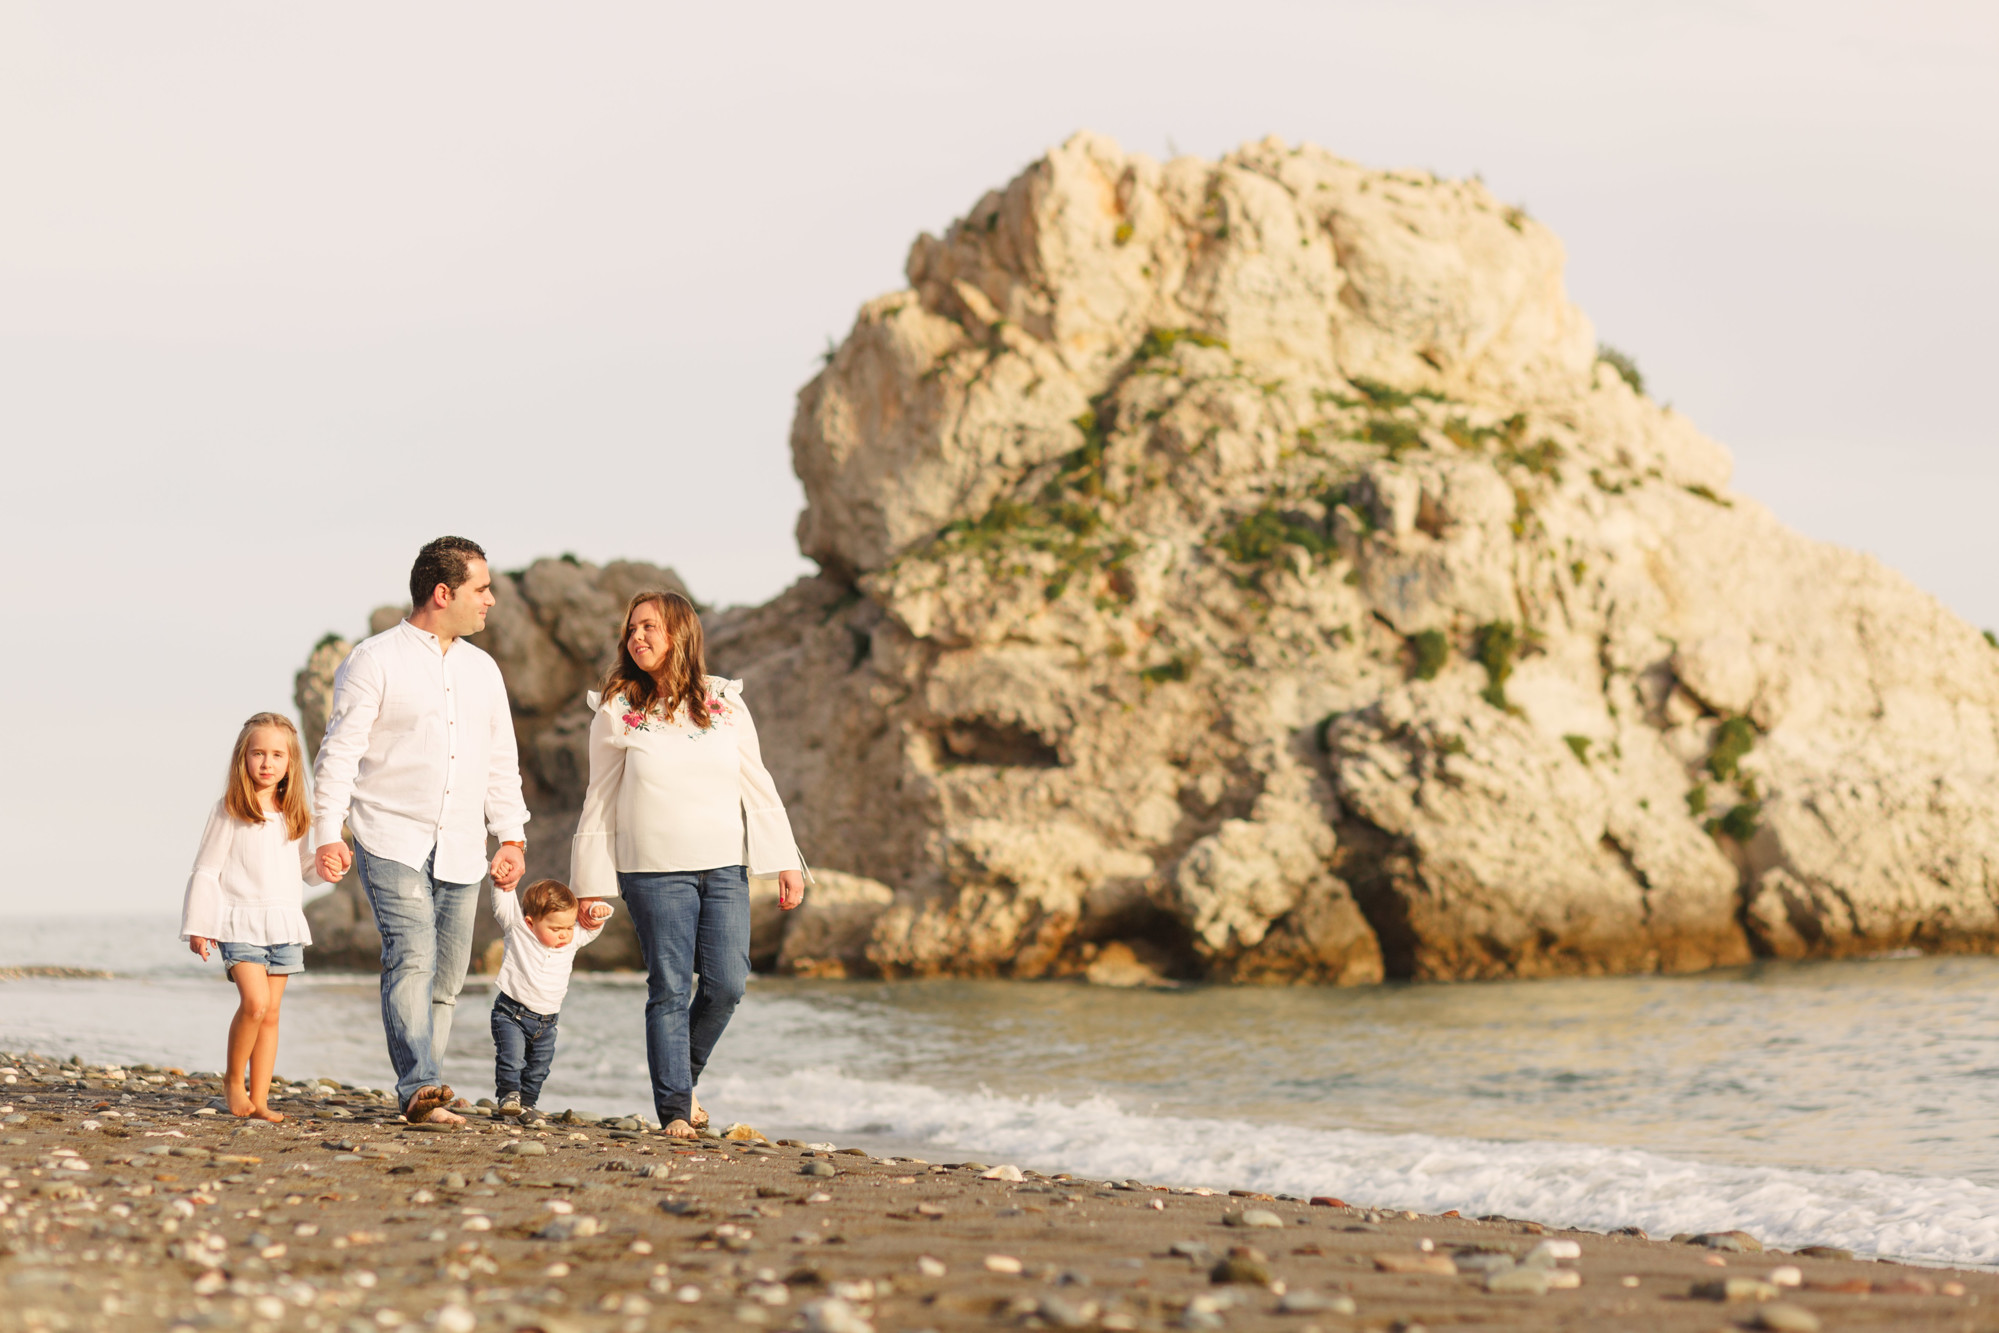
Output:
[579, 898, 613, 926]
[187, 936, 214, 961]
[316, 842, 353, 882]
[777, 868, 805, 911]
[490, 843, 526, 891]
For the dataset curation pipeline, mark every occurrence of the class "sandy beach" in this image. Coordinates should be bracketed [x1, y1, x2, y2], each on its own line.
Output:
[1, 1050, 1992, 1333]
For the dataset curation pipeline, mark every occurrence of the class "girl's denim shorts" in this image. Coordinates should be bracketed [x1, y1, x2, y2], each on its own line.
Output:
[218, 941, 305, 977]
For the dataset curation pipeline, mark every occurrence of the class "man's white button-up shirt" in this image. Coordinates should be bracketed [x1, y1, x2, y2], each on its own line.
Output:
[311, 619, 529, 884]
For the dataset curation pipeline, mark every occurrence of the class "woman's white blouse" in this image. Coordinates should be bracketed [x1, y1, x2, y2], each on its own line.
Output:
[180, 801, 322, 945]
[569, 676, 805, 898]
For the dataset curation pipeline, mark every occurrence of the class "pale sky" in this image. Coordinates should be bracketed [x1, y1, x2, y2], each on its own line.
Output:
[3, 2, 1994, 917]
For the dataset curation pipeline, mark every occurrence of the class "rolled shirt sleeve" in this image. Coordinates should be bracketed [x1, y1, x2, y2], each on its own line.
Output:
[569, 698, 627, 899]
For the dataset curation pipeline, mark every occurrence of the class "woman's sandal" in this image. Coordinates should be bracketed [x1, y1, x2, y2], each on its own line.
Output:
[404, 1085, 454, 1124]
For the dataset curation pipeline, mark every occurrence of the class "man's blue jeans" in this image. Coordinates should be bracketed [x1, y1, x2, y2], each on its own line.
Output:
[619, 865, 751, 1127]
[355, 841, 481, 1107]
[489, 991, 559, 1108]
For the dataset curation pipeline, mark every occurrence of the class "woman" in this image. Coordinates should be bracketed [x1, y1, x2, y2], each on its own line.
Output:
[571, 591, 807, 1138]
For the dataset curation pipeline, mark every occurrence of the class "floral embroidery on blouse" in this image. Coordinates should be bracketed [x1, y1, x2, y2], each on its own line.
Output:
[615, 687, 734, 735]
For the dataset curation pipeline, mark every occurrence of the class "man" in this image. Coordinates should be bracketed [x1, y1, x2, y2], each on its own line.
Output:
[313, 536, 529, 1125]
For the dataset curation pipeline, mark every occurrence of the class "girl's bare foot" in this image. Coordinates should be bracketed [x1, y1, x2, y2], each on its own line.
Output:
[250, 1105, 286, 1123]
[690, 1094, 708, 1129]
[226, 1087, 255, 1117]
[664, 1118, 697, 1139]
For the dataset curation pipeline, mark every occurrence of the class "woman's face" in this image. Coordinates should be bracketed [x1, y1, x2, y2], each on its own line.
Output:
[627, 604, 672, 675]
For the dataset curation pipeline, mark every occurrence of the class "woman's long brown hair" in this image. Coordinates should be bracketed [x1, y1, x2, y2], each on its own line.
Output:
[223, 712, 311, 840]
[598, 590, 712, 728]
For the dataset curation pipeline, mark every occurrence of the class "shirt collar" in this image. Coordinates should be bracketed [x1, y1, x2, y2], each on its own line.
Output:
[400, 619, 447, 656]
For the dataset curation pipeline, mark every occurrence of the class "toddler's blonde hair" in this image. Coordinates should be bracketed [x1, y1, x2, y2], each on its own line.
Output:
[224, 712, 311, 841]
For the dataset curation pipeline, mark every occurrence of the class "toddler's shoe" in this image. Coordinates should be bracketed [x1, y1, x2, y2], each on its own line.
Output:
[497, 1092, 522, 1118]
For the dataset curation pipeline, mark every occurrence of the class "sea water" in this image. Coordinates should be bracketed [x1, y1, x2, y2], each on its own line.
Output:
[4, 915, 1996, 1267]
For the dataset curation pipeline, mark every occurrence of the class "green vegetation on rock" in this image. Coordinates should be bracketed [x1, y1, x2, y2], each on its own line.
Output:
[1596, 343, 1644, 395]
[1707, 716, 1757, 783]
[1410, 629, 1450, 681]
[1475, 621, 1519, 709]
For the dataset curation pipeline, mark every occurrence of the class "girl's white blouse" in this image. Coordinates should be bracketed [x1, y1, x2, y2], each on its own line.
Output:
[179, 801, 322, 946]
[569, 676, 805, 898]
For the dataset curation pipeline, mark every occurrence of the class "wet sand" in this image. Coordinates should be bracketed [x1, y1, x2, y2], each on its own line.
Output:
[1, 1051, 1993, 1333]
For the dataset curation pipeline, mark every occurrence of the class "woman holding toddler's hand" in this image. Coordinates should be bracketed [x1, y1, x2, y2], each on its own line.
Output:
[570, 591, 807, 1138]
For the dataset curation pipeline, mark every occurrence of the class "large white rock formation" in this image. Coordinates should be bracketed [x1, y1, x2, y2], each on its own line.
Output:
[305, 133, 1999, 982]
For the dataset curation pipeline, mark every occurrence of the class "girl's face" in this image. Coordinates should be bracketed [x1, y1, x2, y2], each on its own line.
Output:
[627, 604, 672, 676]
[245, 727, 289, 796]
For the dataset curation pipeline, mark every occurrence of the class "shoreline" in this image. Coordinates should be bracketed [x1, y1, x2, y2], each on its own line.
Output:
[2, 1050, 1995, 1332]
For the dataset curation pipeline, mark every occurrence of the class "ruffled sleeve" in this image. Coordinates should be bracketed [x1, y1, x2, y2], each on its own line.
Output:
[726, 680, 810, 881]
[569, 691, 627, 899]
[180, 802, 234, 941]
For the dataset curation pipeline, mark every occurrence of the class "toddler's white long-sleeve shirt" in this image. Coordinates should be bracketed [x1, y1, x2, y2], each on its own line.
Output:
[180, 801, 321, 945]
[569, 677, 805, 898]
[492, 888, 602, 1016]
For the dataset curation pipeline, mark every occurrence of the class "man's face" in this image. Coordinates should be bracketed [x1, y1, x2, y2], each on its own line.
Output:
[440, 557, 495, 638]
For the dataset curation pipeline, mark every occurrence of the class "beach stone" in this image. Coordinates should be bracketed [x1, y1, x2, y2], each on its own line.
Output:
[1451, 1251, 1517, 1275]
[1796, 1246, 1853, 1261]
[983, 1255, 1024, 1274]
[534, 1215, 600, 1241]
[1750, 1304, 1822, 1333]
[503, 1141, 547, 1156]
[801, 1297, 873, 1333]
[1523, 1239, 1580, 1266]
[1276, 1290, 1355, 1315]
[1766, 1265, 1802, 1287]
[1210, 1246, 1273, 1285]
[980, 1164, 1026, 1182]
[1224, 1209, 1283, 1229]
[1036, 1295, 1098, 1328]
[1692, 1277, 1780, 1302]
[1374, 1253, 1457, 1276]
[1692, 1230, 1762, 1252]
[801, 1161, 837, 1177]
[1484, 1267, 1549, 1295]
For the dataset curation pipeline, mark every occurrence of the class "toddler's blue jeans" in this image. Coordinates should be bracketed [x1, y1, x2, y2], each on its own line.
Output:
[489, 990, 559, 1107]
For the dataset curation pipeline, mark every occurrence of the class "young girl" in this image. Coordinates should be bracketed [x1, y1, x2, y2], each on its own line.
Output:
[180, 712, 322, 1121]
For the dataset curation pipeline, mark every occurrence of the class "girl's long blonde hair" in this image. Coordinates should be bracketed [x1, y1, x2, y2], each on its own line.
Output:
[597, 590, 712, 729]
[224, 712, 311, 840]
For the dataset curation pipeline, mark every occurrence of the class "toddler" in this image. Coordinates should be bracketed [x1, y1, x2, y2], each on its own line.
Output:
[491, 879, 610, 1119]
[181, 712, 323, 1121]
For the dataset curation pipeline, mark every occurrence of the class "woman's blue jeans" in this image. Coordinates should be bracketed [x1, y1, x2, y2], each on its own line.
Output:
[619, 865, 751, 1126]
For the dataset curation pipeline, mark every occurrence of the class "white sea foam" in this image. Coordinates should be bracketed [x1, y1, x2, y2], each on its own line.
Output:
[707, 1065, 1999, 1268]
